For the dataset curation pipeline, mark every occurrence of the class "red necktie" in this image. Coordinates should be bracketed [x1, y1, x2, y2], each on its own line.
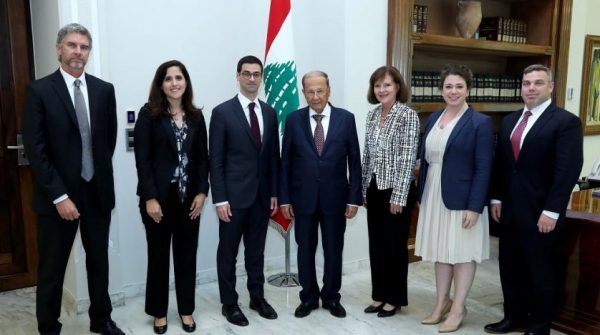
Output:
[313, 114, 324, 156]
[248, 102, 261, 147]
[511, 110, 532, 160]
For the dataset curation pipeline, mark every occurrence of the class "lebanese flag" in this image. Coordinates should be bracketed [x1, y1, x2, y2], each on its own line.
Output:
[264, 0, 300, 135]
[265, 0, 298, 235]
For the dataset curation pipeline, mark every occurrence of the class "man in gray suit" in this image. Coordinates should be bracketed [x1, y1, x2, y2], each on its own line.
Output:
[209, 55, 280, 327]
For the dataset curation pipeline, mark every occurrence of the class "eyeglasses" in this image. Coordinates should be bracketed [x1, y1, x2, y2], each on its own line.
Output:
[240, 71, 262, 79]
[304, 88, 327, 97]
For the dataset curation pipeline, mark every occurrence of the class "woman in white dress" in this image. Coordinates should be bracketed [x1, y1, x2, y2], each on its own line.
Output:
[415, 64, 494, 333]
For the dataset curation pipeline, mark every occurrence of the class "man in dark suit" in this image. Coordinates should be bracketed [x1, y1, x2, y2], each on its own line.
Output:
[485, 64, 583, 335]
[280, 71, 362, 318]
[21, 23, 123, 335]
[209, 55, 280, 327]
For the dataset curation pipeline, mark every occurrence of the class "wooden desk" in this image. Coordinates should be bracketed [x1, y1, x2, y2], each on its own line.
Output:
[554, 189, 600, 335]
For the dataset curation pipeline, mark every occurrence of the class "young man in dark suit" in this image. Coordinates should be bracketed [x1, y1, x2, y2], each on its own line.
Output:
[22, 23, 123, 335]
[485, 64, 583, 335]
[280, 71, 362, 318]
[209, 55, 280, 327]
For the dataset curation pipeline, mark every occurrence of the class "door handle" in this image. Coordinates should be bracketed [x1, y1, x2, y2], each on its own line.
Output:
[6, 144, 24, 150]
[6, 134, 29, 166]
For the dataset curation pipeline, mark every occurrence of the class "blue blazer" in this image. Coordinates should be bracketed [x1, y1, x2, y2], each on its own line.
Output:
[279, 105, 362, 215]
[417, 107, 493, 213]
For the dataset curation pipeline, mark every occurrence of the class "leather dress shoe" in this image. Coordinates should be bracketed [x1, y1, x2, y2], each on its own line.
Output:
[222, 304, 249, 326]
[179, 315, 196, 333]
[322, 301, 347, 318]
[153, 318, 167, 334]
[90, 319, 125, 335]
[250, 297, 278, 319]
[364, 303, 384, 313]
[294, 301, 319, 318]
[377, 306, 398, 318]
[484, 319, 528, 334]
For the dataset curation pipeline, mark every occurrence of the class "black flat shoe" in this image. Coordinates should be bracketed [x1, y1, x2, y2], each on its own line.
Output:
[222, 304, 249, 327]
[153, 318, 167, 334]
[294, 301, 319, 318]
[484, 319, 528, 334]
[322, 301, 347, 318]
[180, 315, 196, 333]
[377, 306, 398, 317]
[364, 303, 384, 313]
[250, 297, 278, 319]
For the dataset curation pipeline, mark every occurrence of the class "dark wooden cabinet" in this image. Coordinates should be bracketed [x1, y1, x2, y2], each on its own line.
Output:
[554, 189, 600, 335]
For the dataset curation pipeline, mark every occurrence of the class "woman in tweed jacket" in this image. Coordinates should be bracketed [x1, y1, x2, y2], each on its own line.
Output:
[361, 65, 420, 317]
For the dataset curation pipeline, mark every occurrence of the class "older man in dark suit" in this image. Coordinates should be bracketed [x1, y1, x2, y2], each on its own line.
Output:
[280, 71, 362, 318]
[209, 55, 280, 327]
[485, 64, 583, 335]
[22, 23, 123, 335]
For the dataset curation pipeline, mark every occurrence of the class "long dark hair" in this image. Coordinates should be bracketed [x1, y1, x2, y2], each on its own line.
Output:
[148, 60, 202, 121]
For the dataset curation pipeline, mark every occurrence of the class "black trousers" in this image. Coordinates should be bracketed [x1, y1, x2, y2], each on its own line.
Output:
[366, 176, 416, 306]
[36, 179, 112, 335]
[141, 184, 200, 317]
[216, 196, 269, 305]
[499, 223, 557, 334]
[295, 209, 346, 305]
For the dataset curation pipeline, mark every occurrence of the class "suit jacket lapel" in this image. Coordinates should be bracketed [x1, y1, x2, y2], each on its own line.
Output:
[85, 74, 98, 135]
[519, 104, 555, 158]
[445, 108, 472, 150]
[233, 97, 259, 149]
[258, 101, 272, 154]
[50, 70, 78, 128]
[160, 117, 178, 152]
[323, 105, 340, 156]
[299, 107, 318, 154]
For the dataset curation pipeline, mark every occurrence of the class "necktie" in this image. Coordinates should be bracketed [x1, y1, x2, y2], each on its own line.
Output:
[313, 114, 324, 156]
[248, 102, 261, 147]
[511, 110, 532, 160]
[74, 79, 94, 181]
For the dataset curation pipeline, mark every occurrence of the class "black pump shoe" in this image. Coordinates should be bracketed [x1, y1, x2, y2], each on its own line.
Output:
[180, 315, 196, 333]
[377, 306, 398, 317]
[153, 318, 167, 334]
[364, 303, 384, 313]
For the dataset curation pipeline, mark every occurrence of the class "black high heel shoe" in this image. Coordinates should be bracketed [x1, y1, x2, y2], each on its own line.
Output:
[153, 317, 167, 334]
[180, 315, 196, 333]
[377, 305, 398, 318]
[364, 303, 384, 313]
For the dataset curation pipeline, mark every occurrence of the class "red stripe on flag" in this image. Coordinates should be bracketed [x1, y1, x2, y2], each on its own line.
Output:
[265, 0, 291, 59]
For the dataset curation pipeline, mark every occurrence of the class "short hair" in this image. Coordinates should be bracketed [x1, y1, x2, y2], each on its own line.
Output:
[438, 64, 473, 90]
[367, 65, 410, 104]
[148, 60, 202, 122]
[56, 23, 92, 49]
[302, 71, 330, 88]
[237, 55, 263, 73]
[523, 64, 553, 81]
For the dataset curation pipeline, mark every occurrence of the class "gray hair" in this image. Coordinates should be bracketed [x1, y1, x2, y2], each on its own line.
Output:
[302, 71, 330, 88]
[523, 64, 552, 81]
[56, 23, 92, 49]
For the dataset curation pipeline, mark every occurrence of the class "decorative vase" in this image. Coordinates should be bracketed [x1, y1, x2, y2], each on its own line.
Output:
[456, 0, 482, 38]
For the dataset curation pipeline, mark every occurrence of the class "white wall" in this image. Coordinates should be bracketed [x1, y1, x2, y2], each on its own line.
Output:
[28, 0, 599, 311]
[29, 0, 388, 310]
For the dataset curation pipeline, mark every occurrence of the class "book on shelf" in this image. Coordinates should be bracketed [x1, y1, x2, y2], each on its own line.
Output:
[411, 71, 521, 104]
[479, 16, 527, 44]
[412, 5, 428, 33]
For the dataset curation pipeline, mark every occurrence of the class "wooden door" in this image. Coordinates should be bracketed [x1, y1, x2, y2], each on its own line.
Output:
[0, 0, 38, 291]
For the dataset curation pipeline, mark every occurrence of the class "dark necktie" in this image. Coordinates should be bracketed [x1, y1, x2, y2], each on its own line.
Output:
[511, 110, 532, 160]
[249, 102, 261, 147]
[74, 79, 94, 181]
[313, 114, 324, 156]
